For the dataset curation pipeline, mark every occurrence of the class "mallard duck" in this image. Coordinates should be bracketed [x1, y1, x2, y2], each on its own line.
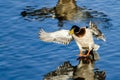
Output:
[39, 21, 106, 57]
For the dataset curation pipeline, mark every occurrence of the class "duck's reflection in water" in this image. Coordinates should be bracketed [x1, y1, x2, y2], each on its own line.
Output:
[44, 51, 106, 80]
[21, 0, 110, 27]
[55, 0, 92, 20]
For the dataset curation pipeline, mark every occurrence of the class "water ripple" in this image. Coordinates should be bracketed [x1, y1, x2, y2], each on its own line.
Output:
[0, 0, 120, 80]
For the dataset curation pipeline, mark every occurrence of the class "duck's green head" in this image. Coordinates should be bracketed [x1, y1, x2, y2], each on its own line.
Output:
[69, 25, 80, 35]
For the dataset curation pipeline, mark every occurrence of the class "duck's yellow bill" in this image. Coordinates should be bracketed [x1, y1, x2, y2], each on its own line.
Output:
[69, 28, 74, 35]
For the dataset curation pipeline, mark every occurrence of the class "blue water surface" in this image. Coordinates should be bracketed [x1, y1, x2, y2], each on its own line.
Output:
[0, 0, 120, 80]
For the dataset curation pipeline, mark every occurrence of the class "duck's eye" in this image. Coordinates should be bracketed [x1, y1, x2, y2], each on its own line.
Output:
[74, 28, 79, 33]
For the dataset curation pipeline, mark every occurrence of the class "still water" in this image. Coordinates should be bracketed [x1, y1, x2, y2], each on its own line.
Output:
[0, 0, 120, 80]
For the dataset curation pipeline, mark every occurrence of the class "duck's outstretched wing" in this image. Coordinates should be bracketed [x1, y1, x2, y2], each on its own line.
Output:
[89, 21, 106, 41]
[39, 29, 73, 45]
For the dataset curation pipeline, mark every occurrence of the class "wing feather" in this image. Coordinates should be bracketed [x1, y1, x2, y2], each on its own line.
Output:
[39, 29, 73, 45]
[89, 21, 106, 41]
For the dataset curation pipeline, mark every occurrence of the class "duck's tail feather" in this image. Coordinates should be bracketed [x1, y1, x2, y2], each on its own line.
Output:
[93, 44, 100, 51]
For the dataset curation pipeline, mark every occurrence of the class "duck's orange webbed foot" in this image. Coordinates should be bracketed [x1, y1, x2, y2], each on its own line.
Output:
[79, 49, 91, 57]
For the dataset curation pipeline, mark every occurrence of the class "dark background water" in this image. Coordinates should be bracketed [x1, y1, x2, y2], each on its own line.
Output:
[0, 0, 120, 80]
